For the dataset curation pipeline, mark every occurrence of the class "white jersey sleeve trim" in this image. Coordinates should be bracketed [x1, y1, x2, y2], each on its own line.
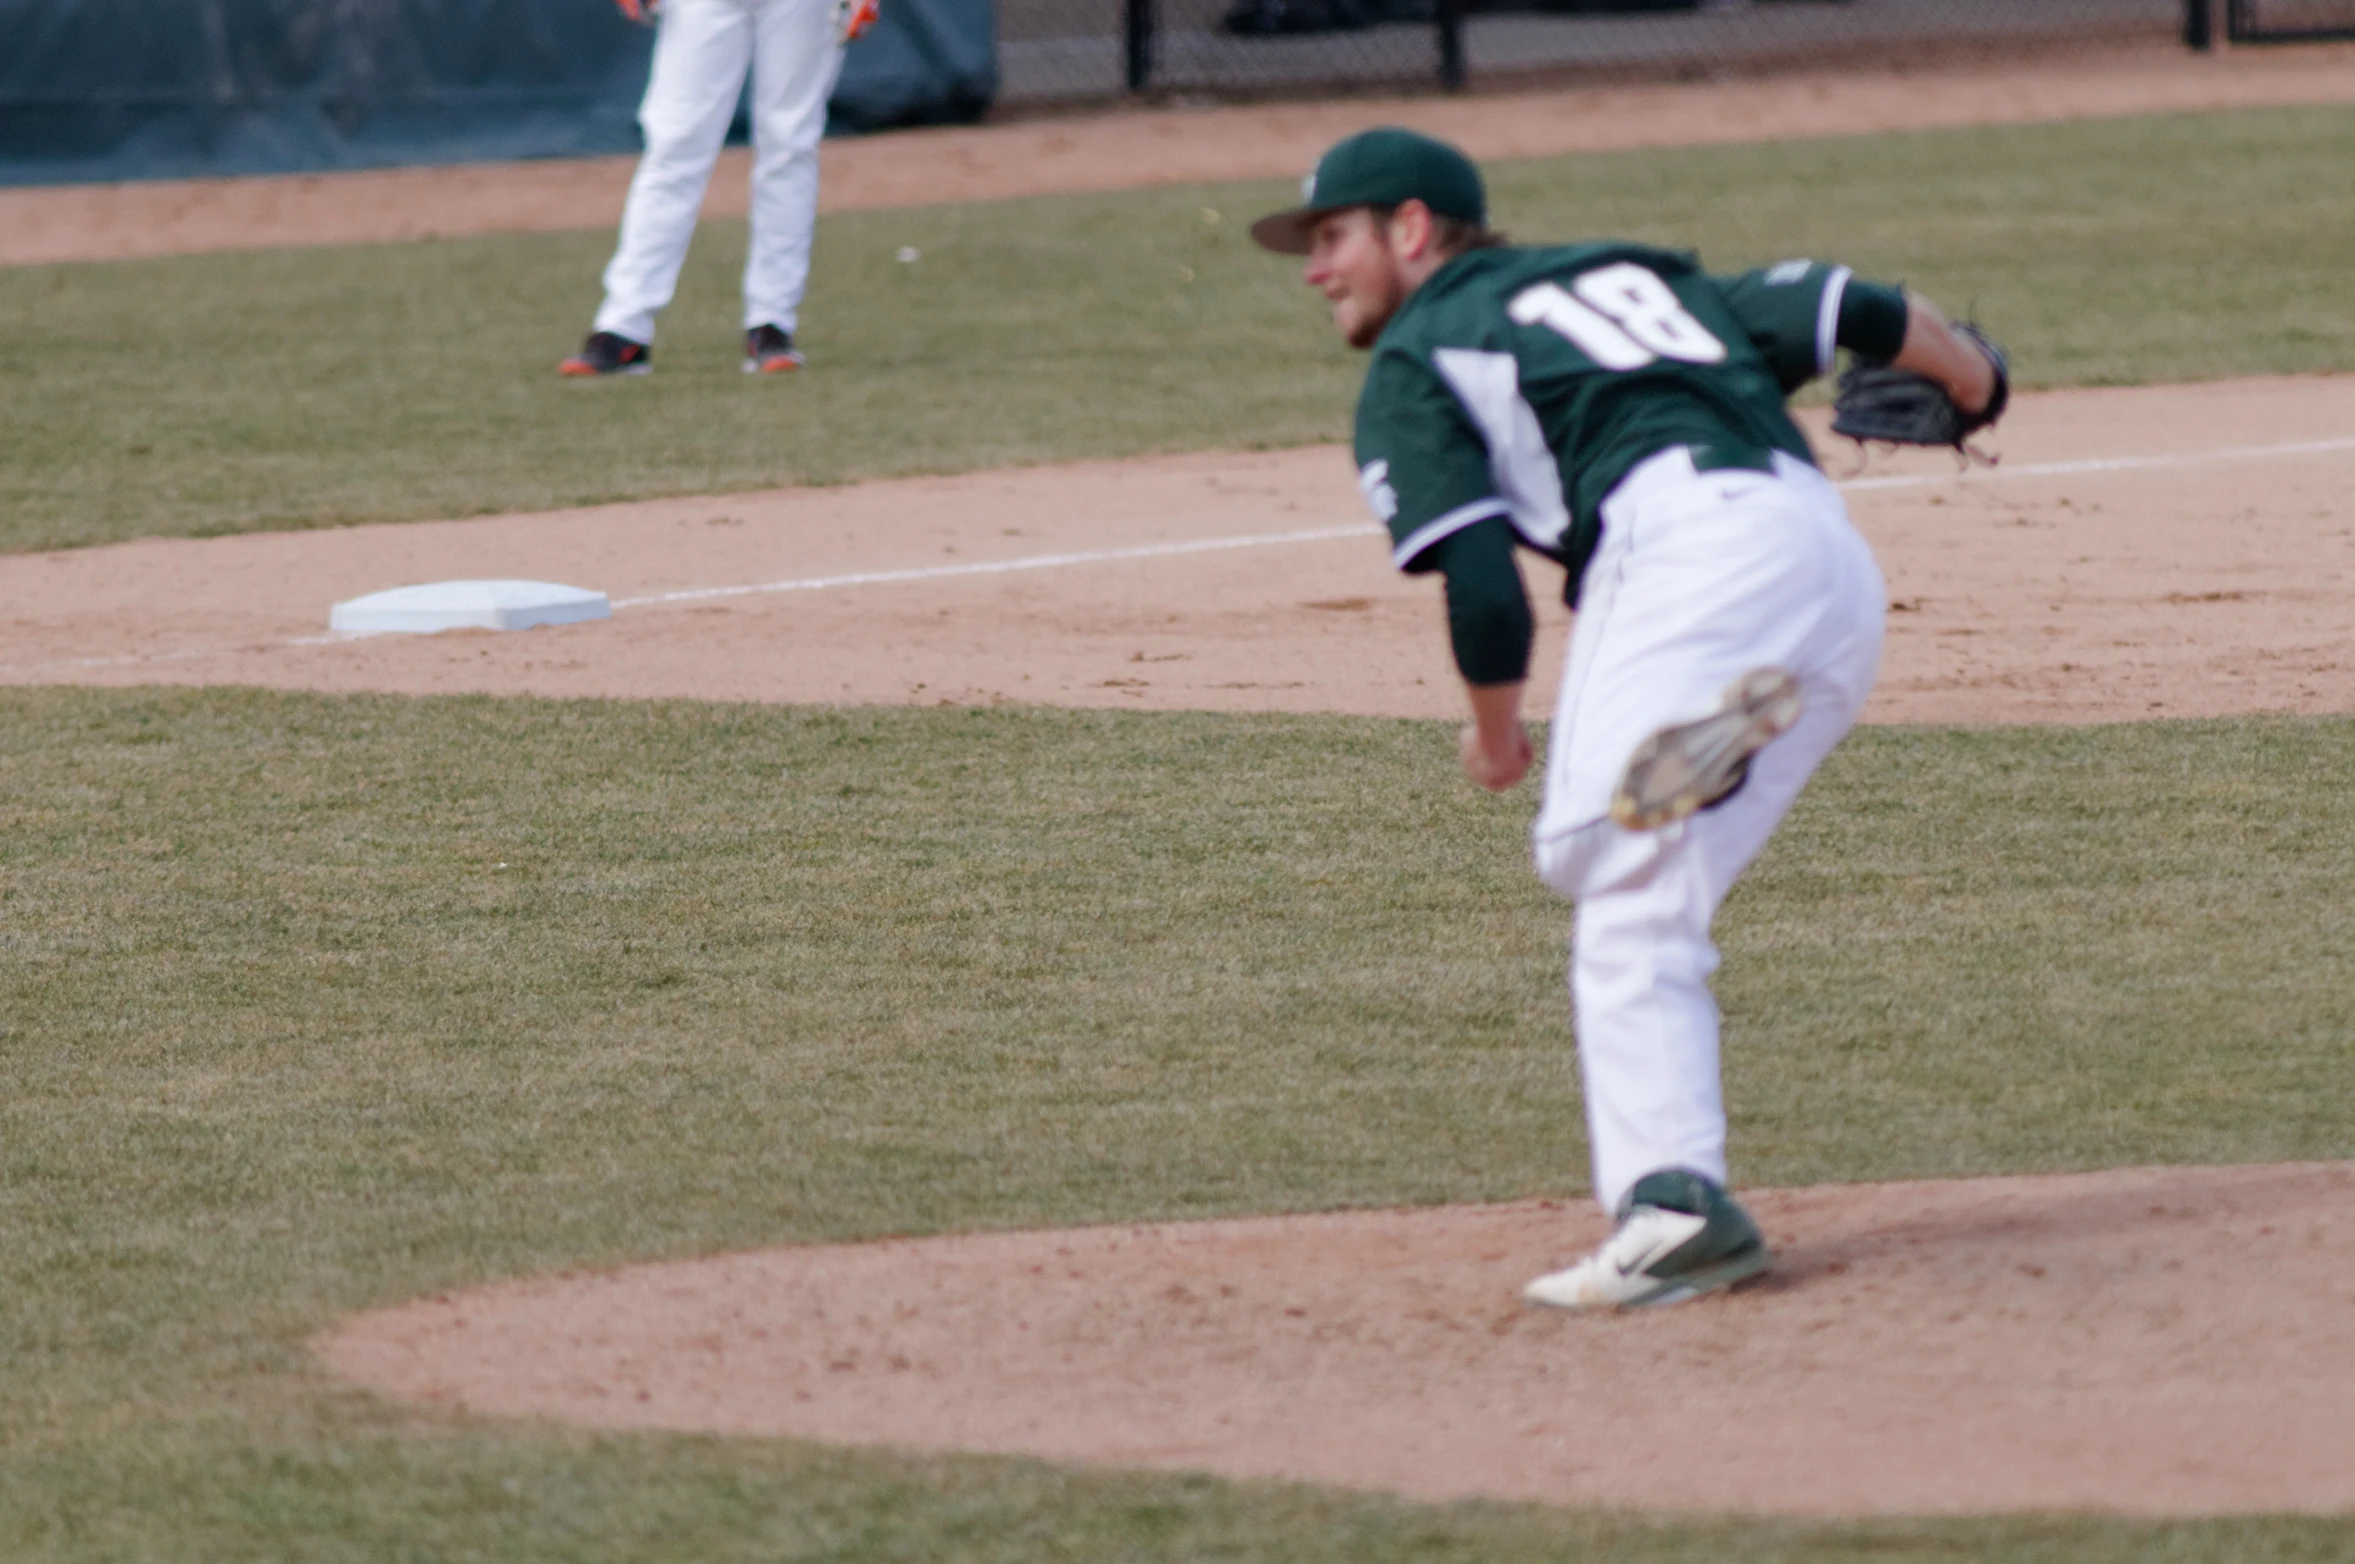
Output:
[1392, 497, 1511, 570]
[1815, 264, 1854, 377]
[1431, 346, 1575, 554]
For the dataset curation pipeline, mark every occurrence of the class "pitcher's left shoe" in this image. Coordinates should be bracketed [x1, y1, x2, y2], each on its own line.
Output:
[1610, 667, 1803, 831]
[1524, 1169, 1771, 1311]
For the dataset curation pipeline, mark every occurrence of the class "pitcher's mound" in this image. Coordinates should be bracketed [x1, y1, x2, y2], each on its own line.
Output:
[321, 1161, 2355, 1516]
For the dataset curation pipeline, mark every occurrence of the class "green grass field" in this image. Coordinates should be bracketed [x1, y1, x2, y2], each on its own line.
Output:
[5, 692, 2355, 1561]
[3, 102, 2354, 552]
[7, 101, 2355, 1560]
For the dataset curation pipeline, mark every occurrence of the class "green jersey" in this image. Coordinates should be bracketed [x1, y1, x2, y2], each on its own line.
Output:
[1353, 243, 1862, 604]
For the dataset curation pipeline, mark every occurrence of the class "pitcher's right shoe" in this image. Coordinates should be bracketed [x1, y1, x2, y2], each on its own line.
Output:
[1523, 1169, 1771, 1311]
[1610, 667, 1804, 831]
[559, 330, 651, 377]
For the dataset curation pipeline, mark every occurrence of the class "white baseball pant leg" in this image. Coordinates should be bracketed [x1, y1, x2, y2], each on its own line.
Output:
[593, 0, 841, 346]
[1529, 448, 1886, 1216]
[741, 0, 843, 337]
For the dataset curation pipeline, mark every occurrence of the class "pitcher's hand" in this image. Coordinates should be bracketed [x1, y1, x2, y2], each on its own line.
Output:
[1461, 718, 1533, 792]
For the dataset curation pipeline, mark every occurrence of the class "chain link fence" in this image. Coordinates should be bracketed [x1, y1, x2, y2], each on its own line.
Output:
[2227, 0, 2355, 40]
[997, 0, 2221, 109]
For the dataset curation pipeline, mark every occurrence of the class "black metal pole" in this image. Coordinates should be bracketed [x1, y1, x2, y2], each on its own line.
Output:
[1436, 0, 1465, 91]
[2184, 0, 2212, 49]
[1126, 0, 1154, 91]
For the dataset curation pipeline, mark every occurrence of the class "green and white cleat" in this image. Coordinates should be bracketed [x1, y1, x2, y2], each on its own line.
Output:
[1610, 667, 1804, 832]
[1523, 1169, 1772, 1311]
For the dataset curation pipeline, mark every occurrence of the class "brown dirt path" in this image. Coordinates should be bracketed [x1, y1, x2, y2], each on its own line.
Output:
[321, 1160, 2355, 1517]
[5, 42, 2352, 267]
[8, 376, 2353, 727]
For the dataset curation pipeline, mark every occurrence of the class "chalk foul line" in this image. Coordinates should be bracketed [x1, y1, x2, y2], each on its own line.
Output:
[1837, 434, 2355, 492]
[604, 525, 1373, 609]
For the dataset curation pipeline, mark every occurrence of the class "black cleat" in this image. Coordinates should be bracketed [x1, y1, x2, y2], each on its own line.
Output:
[559, 330, 651, 377]
[743, 323, 805, 374]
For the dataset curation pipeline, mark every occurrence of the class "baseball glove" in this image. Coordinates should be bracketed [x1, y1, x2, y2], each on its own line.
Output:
[1830, 323, 2010, 451]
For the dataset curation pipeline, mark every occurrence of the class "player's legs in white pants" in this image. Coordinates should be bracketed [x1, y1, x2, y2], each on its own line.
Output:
[593, 0, 840, 347]
[742, 0, 843, 336]
[1530, 448, 1886, 1216]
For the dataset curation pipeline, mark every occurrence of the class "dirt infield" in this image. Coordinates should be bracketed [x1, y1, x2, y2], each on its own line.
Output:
[8, 376, 2353, 729]
[21, 58, 2355, 1519]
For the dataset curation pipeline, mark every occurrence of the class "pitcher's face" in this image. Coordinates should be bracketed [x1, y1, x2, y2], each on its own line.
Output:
[1304, 207, 1410, 350]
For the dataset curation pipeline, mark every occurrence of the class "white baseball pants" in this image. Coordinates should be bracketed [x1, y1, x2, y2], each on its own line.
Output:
[1530, 448, 1886, 1216]
[593, 0, 844, 346]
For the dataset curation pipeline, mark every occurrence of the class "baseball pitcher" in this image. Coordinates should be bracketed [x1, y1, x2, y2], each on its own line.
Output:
[1252, 128, 2005, 1310]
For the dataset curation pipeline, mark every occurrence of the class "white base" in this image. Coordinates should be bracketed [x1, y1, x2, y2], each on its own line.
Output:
[329, 580, 611, 636]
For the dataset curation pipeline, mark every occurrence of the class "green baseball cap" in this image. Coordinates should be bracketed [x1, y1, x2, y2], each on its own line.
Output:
[1249, 127, 1487, 255]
